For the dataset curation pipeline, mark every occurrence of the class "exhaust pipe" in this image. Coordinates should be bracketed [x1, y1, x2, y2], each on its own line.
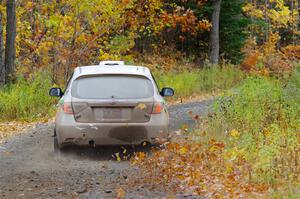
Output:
[89, 140, 95, 148]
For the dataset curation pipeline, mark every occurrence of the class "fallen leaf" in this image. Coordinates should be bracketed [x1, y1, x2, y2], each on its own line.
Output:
[179, 147, 188, 155]
[116, 187, 125, 199]
[115, 152, 121, 162]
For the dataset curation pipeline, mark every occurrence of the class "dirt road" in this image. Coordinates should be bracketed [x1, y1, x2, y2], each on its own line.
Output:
[0, 100, 212, 199]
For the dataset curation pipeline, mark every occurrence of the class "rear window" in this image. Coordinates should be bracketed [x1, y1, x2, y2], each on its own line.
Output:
[71, 75, 154, 99]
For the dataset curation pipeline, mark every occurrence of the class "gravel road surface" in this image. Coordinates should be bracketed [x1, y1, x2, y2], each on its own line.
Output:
[0, 100, 212, 199]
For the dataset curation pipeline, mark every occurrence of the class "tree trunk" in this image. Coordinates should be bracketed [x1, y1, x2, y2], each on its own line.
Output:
[0, 0, 5, 86]
[5, 0, 16, 82]
[264, 0, 270, 41]
[209, 0, 222, 65]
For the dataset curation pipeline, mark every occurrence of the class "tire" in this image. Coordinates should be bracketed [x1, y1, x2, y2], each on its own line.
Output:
[54, 136, 61, 153]
[53, 129, 63, 154]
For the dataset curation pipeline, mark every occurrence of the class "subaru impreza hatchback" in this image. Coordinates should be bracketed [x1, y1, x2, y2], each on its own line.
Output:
[49, 61, 174, 151]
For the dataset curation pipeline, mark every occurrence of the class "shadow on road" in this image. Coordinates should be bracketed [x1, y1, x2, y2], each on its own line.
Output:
[54, 144, 162, 161]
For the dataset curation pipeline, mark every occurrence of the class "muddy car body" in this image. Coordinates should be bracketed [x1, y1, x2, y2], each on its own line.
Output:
[50, 61, 174, 150]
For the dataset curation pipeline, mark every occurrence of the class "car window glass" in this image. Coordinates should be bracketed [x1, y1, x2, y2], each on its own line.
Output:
[72, 75, 154, 99]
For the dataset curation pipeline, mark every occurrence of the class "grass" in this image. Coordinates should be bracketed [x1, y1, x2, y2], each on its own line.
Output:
[195, 66, 300, 195]
[155, 64, 245, 99]
[0, 72, 56, 121]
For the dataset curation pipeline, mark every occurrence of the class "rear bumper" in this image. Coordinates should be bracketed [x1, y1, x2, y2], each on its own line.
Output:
[55, 112, 169, 146]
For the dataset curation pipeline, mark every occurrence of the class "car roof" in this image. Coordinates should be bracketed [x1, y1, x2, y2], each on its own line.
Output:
[73, 61, 152, 79]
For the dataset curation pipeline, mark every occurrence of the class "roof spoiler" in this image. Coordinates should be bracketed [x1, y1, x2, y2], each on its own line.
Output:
[99, 61, 124, 66]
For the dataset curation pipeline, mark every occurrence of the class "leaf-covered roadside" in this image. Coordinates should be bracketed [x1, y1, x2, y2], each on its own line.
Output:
[131, 140, 269, 198]
[0, 122, 36, 144]
[129, 66, 300, 198]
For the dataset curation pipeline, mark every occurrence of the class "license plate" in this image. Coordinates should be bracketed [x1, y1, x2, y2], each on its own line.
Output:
[103, 108, 122, 119]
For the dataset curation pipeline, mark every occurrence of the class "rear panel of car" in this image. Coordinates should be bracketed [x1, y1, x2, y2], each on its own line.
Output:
[70, 74, 155, 123]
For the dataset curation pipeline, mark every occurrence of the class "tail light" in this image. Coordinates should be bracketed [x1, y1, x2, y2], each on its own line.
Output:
[61, 102, 74, 114]
[152, 102, 164, 114]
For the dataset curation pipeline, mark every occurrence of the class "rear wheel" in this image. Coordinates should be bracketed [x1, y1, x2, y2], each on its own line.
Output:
[53, 129, 62, 154]
[54, 136, 60, 152]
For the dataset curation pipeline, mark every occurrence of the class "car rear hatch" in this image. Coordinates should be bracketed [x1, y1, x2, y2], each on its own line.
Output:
[71, 74, 154, 123]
